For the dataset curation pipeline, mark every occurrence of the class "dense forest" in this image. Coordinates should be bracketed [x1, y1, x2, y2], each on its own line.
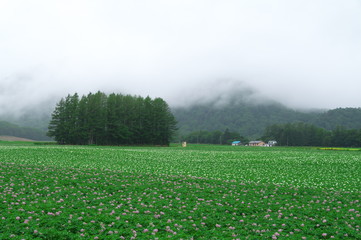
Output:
[0, 121, 50, 141]
[48, 92, 177, 146]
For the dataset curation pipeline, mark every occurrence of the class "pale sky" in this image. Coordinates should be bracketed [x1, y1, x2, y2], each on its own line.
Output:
[1, 0, 361, 115]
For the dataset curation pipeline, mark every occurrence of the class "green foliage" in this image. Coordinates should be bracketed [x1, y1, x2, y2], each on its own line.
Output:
[0, 144, 360, 239]
[47, 92, 177, 146]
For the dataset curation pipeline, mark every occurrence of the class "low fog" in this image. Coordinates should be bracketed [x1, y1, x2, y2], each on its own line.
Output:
[1, 0, 361, 116]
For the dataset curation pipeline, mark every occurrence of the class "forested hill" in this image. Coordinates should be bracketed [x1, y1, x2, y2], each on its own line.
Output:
[172, 103, 361, 138]
[0, 121, 50, 141]
[313, 108, 361, 130]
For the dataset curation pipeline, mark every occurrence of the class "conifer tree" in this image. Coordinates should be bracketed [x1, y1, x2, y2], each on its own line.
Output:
[47, 98, 66, 143]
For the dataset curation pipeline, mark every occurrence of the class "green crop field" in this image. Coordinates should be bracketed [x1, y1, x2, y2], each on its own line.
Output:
[0, 143, 360, 239]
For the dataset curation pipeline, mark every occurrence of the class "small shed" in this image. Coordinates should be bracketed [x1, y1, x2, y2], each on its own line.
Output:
[232, 141, 242, 146]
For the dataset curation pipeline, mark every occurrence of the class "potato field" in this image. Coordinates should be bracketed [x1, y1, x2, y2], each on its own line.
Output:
[0, 143, 360, 239]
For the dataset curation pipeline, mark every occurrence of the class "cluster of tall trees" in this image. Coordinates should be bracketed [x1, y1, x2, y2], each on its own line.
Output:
[48, 92, 177, 146]
[182, 129, 248, 145]
[263, 122, 361, 147]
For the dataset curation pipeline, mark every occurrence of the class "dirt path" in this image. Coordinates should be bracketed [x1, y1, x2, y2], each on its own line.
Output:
[0, 136, 35, 142]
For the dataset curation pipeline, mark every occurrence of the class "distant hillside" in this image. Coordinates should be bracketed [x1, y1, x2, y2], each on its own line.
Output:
[1, 110, 51, 131]
[0, 121, 50, 141]
[172, 102, 361, 139]
[313, 108, 361, 130]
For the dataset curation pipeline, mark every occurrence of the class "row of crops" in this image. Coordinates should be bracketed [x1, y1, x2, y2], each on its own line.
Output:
[0, 143, 360, 239]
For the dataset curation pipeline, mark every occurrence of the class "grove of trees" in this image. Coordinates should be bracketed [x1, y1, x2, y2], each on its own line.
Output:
[48, 92, 177, 146]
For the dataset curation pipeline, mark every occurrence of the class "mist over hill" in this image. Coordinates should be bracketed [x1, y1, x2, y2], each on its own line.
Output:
[0, 121, 51, 141]
[1, 89, 361, 142]
[173, 102, 314, 139]
[173, 101, 361, 139]
[1, 1, 361, 142]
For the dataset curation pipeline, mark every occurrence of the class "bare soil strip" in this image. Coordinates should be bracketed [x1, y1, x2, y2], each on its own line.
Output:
[0, 136, 35, 142]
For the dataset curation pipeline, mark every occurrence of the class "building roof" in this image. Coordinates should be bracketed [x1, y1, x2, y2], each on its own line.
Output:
[232, 141, 241, 144]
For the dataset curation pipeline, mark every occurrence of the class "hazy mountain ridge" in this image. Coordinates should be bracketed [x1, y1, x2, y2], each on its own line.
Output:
[0, 120, 51, 141]
[173, 103, 361, 139]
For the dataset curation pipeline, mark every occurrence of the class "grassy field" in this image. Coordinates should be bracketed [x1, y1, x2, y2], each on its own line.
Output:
[0, 143, 360, 239]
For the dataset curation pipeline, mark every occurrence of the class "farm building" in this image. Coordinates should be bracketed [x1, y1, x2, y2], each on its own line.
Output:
[231, 141, 242, 146]
[267, 140, 277, 147]
[248, 141, 266, 146]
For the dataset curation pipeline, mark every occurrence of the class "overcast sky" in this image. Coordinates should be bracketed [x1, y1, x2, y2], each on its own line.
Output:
[1, 0, 361, 115]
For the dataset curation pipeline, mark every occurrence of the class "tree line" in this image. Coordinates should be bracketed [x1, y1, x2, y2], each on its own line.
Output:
[263, 122, 361, 147]
[181, 122, 361, 147]
[181, 128, 248, 145]
[47, 92, 177, 146]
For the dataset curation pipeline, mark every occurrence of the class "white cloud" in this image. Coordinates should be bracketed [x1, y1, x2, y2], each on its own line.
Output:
[0, 0, 361, 114]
